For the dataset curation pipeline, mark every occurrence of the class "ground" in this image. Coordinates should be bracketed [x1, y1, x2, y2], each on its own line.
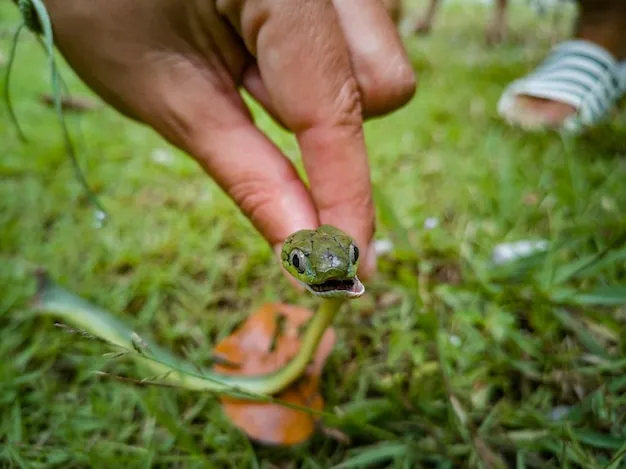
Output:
[2, 1, 626, 468]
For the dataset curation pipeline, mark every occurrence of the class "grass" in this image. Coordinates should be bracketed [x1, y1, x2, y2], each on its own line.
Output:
[2, 1, 626, 467]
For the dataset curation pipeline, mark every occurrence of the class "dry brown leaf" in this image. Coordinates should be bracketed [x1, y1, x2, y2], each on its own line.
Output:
[212, 302, 336, 446]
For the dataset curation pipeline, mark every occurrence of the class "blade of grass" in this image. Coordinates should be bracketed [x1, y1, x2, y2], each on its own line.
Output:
[604, 440, 626, 469]
[571, 286, 626, 306]
[555, 247, 626, 284]
[561, 424, 604, 469]
[332, 442, 408, 469]
[3, 22, 27, 141]
[140, 389, 204, 457]
[568, 429, 624, 451]
[552, 309, 610, 359]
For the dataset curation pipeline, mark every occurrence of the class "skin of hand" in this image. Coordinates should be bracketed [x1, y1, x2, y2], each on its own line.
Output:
[40, 0, 416, 284]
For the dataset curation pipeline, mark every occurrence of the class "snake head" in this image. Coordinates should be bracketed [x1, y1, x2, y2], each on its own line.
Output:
[281, 225, 365, 299]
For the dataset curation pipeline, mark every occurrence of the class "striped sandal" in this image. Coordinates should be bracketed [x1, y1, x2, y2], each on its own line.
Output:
[497, 40, 626, 133]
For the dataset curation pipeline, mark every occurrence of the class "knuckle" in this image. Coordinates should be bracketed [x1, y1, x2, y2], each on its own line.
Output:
[394, 61, 418, 100]
[295, 76, 364, 133]
[229, 178, 277, 219]
[332, 77, 365, 128]
[360, 57, 417, 116]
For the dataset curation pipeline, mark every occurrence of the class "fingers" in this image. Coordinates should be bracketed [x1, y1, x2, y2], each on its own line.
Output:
[45, 0, 393, 283]
[42, 0, 317, 257]
[176, 86, 316, 291]
[241, 64, 287, 128]
[241, 0, 416, 123]
[218, 0, 377, 279]
[202, 119, 316, 292]
[155, 74, 319, 250]
[332, 0, 417, 118]
[198, 123, 319, 248]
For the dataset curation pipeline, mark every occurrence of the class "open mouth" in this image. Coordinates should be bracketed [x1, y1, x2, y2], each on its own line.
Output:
[304, 277, 365, 298]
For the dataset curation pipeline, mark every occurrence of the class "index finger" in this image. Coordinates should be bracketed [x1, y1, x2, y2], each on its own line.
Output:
[221, 0, 377, 277]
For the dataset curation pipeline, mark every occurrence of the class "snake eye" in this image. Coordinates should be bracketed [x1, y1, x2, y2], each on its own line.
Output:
[350, 244, 359, 264]
[290, 249, 306, 273]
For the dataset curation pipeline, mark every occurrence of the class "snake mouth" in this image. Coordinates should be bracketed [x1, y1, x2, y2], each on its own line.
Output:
[304, 276, 365, 298]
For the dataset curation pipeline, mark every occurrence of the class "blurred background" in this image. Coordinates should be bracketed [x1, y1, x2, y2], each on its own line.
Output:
[2, 0, 626, 467]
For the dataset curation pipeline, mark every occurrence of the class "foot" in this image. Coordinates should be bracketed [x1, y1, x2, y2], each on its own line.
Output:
[498, 40, 626, 133]
[500, 96, 577, 130]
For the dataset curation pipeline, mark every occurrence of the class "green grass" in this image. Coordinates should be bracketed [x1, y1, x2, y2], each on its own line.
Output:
[2, 1, 626, 467]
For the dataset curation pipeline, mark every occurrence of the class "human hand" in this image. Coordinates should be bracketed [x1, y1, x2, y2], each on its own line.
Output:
[42, 0, 415, 280]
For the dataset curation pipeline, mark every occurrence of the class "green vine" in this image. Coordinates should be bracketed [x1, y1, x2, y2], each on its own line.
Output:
[4, 0, 108, 219]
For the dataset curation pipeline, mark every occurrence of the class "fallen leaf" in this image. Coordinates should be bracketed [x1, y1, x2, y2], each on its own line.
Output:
[212, 302, 336, 446]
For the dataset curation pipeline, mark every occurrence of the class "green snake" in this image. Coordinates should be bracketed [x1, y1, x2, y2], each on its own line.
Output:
[31, 225, 364, 396]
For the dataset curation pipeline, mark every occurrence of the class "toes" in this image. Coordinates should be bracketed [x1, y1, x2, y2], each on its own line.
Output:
[503, 95, 578, 130]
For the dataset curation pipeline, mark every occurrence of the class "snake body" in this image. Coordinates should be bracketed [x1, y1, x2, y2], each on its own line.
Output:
[31, 225, 364, 396]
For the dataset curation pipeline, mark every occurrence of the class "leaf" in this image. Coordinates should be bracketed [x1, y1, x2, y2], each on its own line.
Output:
[27, 0, 108, 216]
[569, 429, 624, 450]
[540, 439, 589, 467]
[140, 390, 204, 456]
[561, 425, 604, 469]
[337, 399, 396, 424]
[212, 303, 336, 446]
[10, 401, 22, 443]
[552, 254, 601, 285]
[490, 250, 547, 279]
[575, 247, 626, 279]
[565, 376, 626, 423]
[571, 286, 626, 306]
[332, 443, 407, 468]
[504, 430, 550, 443]
[473, 434, 508, 469]
[554, 247, 626, 284]
[552, 309, 609, 358]
[604, 440, 626, 469]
